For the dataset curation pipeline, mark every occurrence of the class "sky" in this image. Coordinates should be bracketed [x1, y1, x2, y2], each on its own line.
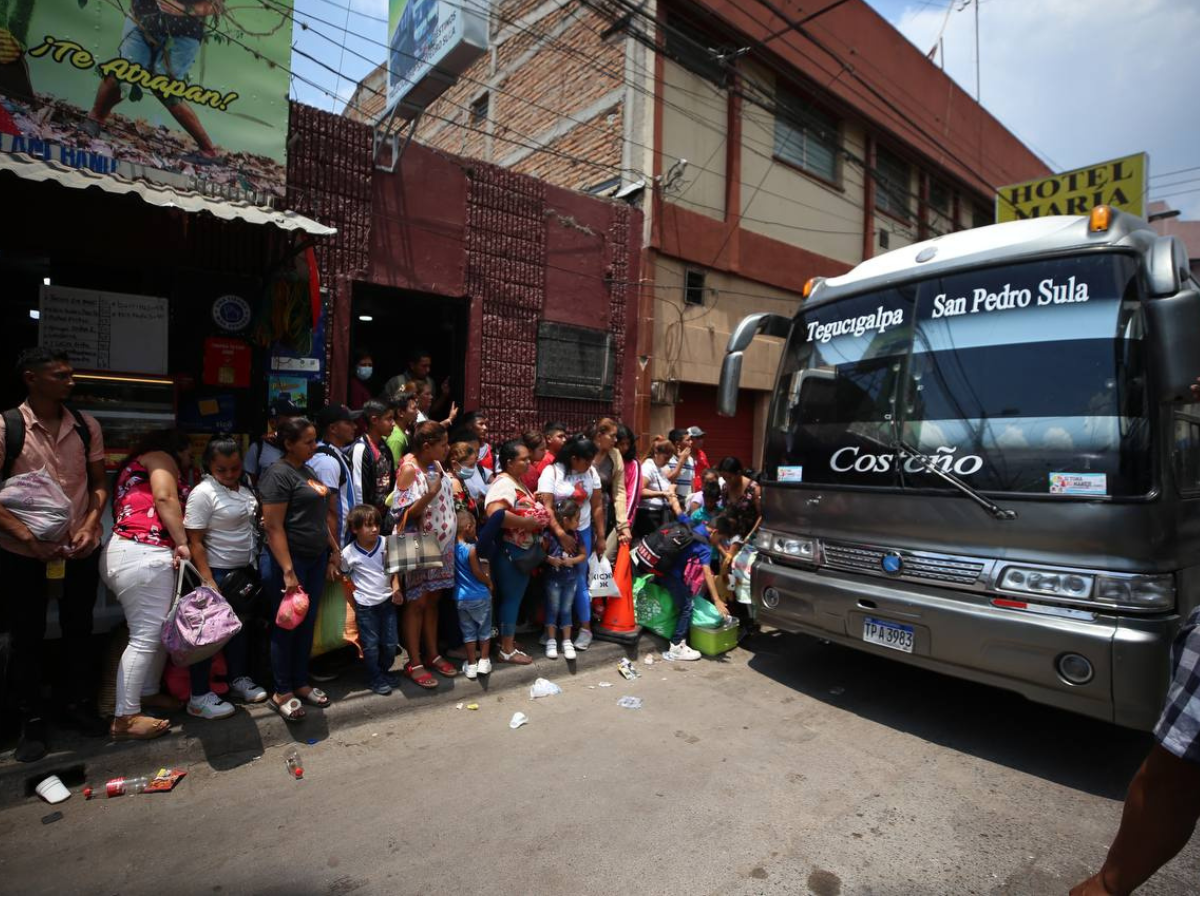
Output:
[288, 0, 1200, 219]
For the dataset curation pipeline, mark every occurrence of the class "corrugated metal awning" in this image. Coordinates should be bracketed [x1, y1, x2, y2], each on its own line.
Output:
[0, 151, 335, 236]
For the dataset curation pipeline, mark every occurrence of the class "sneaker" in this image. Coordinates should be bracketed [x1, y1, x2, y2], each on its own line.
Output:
[463, 661, 478, 679]
[664, 641, 702, 662]
[477, 657, 493, 675]
[545, 639, 558, 660]
[228, 677, 268, 704]
[370, 680, 393, 696]
[574, 629, 593, 651]
[187, 692, 236, 719]
[562, 639, 576, 660]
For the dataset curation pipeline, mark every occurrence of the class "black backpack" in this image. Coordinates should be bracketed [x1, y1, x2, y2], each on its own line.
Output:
[2, 404, 93, 480]
[632, 520, 696, 576]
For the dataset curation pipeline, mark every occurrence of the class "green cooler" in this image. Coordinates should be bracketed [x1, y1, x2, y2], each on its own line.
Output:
[689, 621, 738, 656]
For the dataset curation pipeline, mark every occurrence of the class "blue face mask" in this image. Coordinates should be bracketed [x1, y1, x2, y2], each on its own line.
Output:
[356, 365, 373, 380]
[458, 468, 475, 480]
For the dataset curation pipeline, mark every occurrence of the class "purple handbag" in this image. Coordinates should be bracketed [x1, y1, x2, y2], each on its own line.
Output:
[161, 561, 243, 667]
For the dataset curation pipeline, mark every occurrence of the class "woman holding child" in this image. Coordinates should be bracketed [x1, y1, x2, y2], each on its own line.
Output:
[484, 440, 548, 665]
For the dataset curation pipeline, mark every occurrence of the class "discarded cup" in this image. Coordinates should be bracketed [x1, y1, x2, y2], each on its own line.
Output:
[617, 696, 643, 709]
[509, 712, 529, 729]
[35, 775, 70, 805]
[529, 677, 562, 699]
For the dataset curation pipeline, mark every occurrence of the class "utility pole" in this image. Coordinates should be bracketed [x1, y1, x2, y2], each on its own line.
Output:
[974, 0, 981, 102]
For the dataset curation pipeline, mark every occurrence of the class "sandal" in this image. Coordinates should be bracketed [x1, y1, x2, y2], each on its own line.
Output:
[268, 696, 306, 721]
[110, 714, 170, 741]
[295, 687, 330, 708]
[498, 648, 532, 665]
[405, 663, 438, 689]
[425, 655, 458, 677]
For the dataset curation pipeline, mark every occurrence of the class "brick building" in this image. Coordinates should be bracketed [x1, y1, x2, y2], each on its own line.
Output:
[347, 0, 1051, 463]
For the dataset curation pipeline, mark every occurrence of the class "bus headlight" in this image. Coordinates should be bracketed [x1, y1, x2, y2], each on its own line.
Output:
[1094, 574, 1175, 611]
[998, 566, 1093, 600]
[754, 529, 818, 562]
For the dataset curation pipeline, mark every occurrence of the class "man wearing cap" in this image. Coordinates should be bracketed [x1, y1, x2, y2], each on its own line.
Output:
[688, 426, 711, 492]
[311, 404, 359, 545]
[245, 397, 300, 484]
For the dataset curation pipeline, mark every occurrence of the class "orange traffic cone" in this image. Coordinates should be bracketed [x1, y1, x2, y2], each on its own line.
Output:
[592, 544, 642, 646]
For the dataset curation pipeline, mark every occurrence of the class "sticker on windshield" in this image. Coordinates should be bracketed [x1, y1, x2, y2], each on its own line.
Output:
[805, 306, 905, 343]
[930, 276, 1090, 321]
[1049, 473, 1107, 496]
[777, 466, 804, 483]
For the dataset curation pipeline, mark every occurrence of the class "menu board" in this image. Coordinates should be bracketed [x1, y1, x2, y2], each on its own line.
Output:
[39, 285, 168, 374]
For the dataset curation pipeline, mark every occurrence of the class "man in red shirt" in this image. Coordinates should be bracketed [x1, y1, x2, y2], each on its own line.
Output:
[529, 421, 567, 488]
[688, 426, 711, 492]
[0, 349, 109, 762]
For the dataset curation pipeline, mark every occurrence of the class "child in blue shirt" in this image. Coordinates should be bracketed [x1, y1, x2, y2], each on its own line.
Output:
[543, 499, 586, 661]
[454, 509, 495, 679]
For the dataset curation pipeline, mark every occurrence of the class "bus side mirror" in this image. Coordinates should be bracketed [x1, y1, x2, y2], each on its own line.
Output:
[718, 313, 792, 417]
[1145, 289, 1200, 403]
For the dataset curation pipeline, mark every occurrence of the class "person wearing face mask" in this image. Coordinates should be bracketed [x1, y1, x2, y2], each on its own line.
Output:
[183, 435, 268, 719]
[447, 440, 481, 521]
[349, 350, 374, 411]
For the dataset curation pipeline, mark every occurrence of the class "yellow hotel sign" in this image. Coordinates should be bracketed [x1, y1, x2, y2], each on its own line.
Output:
[996, 153, 1147, 223]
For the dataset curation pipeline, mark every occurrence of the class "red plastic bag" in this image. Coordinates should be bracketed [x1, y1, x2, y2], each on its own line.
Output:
[275, 587, 310, 630]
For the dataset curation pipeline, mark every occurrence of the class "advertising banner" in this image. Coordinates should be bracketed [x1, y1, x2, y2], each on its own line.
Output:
[995, 153, 1148, 223]
[0, 0, 293, 204]
[387, 0, 487, 119]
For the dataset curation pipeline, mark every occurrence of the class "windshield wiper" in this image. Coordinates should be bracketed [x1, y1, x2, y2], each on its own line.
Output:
[892, 434, 1017, 521]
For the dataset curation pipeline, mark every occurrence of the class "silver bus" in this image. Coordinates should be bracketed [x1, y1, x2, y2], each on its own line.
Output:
[719, 207, 1199, 729]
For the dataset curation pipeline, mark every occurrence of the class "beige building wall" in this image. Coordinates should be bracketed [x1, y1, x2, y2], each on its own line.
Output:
[659, 59, 728, 218]
[650, 255, 799, 390]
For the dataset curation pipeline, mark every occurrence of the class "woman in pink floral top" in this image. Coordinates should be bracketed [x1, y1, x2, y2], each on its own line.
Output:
[391, 421, 456, 689]
[100, 429, 193, 742]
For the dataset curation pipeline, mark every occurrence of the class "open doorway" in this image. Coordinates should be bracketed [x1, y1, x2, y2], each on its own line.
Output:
[350, 283, 470, 415]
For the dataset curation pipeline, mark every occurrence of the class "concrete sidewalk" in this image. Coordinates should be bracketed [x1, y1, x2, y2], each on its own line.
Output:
[0, 633, 645, 806]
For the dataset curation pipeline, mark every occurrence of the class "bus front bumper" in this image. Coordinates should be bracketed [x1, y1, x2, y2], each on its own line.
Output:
[753, 558, 1176, 731]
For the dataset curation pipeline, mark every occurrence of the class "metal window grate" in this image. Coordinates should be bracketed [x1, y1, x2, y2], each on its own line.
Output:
[536, 321, 615, 402]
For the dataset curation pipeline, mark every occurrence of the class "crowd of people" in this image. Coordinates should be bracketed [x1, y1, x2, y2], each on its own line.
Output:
[0, 346, 760, 760]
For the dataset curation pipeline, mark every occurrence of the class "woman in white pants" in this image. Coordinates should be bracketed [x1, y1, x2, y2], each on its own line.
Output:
[101, 430, 193, 741]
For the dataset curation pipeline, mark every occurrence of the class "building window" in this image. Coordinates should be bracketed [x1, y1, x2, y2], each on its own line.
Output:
[684, 269, 706, 306]
[929, 180, 951, 216]
[875, 147, 912, 220]
[664, 15, 727, 85]
[972, 203, 993, 229]
[774, 89, 839, 183]
[470, 93, 489, 125]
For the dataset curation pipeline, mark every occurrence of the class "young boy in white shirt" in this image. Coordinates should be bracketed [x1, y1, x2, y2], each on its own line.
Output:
[341, 505, 402, 695]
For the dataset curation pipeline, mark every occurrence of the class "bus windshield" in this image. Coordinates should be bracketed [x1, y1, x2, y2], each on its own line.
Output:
[765, 252, 1152, 498]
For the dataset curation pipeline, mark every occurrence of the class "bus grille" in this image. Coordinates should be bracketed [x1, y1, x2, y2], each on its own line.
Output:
[822, 543, 987, 586]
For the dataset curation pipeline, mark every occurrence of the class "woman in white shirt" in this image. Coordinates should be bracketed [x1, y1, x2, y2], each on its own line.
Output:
[636, 439, 681, 538]
[183, 436, 268, 719]
[538, 434, 605, 650]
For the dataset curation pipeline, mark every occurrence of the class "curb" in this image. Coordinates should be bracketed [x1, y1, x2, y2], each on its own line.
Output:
[0, 634, 645, 807]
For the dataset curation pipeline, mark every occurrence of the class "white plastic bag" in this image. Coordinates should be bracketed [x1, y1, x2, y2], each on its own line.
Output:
[588, 554, 621, 598]
[0, 467, 71, 542]
[529, 677, 562, 699]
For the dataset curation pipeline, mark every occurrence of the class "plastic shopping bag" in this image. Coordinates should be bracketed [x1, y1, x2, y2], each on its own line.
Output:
[275, 587, 310, 631]
[588, 554, 621, 598]
[0, 467, 71, 542]
[311, 579, 361, 659]
[691, 596, 725, 628]
[633, 575, 677, 639]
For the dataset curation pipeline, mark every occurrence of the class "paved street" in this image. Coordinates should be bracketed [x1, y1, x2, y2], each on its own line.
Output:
[2, 629, 1197, 895]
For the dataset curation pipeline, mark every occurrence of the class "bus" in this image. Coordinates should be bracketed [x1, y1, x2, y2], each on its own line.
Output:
[718, 206, 1200, 730]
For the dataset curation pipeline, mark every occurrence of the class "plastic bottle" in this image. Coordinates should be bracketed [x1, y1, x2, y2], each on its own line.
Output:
[286, 751, 304, 779]
[46, 558, 65, 599]
[83, 776, 151, 799]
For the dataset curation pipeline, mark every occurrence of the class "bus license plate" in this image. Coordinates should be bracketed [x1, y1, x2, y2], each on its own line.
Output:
[862, 617, 914, 654]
